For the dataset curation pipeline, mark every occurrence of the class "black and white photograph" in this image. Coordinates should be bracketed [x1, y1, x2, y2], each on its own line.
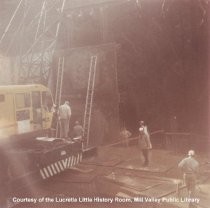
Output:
[0, 0, 210, 208]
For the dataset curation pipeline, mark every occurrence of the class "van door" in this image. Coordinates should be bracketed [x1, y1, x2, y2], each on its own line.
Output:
[15, 93, 31, 134]
[32, 91, 42, 130]
[0, 93, 16, 137]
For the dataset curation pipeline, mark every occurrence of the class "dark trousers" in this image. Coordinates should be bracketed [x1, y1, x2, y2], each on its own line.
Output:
[142, 149, 149, 166]
[184, 173, 197, 208]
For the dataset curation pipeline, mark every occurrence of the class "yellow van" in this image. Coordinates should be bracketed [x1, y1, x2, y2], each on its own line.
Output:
[0, 84, 54, 140]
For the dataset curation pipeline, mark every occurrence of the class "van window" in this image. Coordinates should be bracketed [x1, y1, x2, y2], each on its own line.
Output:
[16, 110, 30, 121]
[0, 94, 5, 102]
[15, 93, 31, 109]
[32, 92, 41, 108]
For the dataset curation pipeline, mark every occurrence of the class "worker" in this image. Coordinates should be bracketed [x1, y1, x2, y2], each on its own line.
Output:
[120, 127, 132, 147]
[58, 101, 71, 139]
[50, 104, 58, 137]
[73, 121, 84, 141]
[178, 150, 199, 200]
[138, 121, 152, 167]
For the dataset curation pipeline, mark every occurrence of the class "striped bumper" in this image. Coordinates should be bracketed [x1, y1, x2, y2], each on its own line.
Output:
[39, 153, 82, 179]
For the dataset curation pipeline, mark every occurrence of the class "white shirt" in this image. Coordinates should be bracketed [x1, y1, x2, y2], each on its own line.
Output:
[58, 103, 71, 120]
[139, 125, 149, 137]
[178, 156, 199, 174]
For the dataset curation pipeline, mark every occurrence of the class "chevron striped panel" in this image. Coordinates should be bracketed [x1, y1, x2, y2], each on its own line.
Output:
[39, 153, 82, 179]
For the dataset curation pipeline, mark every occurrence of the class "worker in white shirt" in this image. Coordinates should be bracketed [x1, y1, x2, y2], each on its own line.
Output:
[178, 150, 199, 198]
[138, 120, 152, 166]
[58, 101, 71, 139]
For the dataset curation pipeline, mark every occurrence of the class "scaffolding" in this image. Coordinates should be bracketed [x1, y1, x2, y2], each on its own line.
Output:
[0, 0, 66, 84]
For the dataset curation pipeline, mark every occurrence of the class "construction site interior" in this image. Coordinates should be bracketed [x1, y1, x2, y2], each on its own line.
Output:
[0, 0, 210, 208]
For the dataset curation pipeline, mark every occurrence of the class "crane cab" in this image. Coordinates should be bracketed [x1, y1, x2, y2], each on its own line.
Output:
[0, 84, 54, 141]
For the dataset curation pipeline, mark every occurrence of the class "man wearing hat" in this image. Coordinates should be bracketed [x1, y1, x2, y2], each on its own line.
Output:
[178, 150, 199, 199]
[138, 121, 152, 166]
[58, 101, 71, 139]
[73, 121, 84, 141]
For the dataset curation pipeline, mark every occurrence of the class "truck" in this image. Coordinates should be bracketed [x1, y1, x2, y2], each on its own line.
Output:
[0, 84, 82, 199]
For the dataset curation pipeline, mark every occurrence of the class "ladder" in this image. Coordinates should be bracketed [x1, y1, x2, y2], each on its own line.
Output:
[83, 55, 97, 148]
[55, 57, 65, 138]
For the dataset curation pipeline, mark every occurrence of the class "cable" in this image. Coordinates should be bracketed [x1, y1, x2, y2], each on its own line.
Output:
[0, 0, 24, 48]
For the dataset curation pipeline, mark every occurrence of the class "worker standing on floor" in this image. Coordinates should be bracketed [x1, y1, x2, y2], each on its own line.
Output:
[58, 101, 71, 139]
[178, 150, 199, 208]
[120, 127, 132, 147]
[138, 121, 152, 167]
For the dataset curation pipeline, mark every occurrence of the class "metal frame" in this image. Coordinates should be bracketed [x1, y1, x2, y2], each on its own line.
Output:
[18, 0, 66, 84]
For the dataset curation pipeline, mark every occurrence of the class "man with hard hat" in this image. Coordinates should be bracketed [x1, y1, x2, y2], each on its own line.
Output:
[178, 150, 199, 199]
[138, 121, 152, 166]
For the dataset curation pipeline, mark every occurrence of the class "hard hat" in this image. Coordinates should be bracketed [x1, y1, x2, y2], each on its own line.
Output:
[188, 150, 195, 156]
[139, 127, 144, 131]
